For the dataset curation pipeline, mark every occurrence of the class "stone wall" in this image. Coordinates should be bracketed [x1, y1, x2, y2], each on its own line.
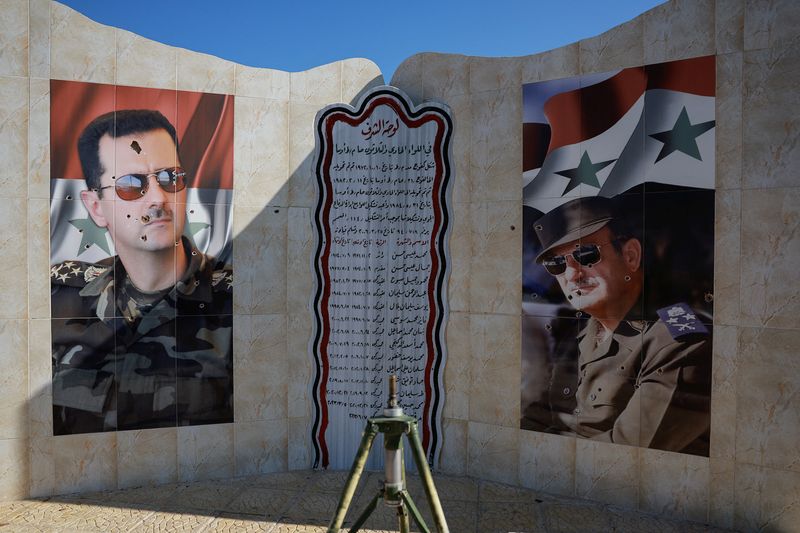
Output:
[389, 0, 799, 530]
[0, 0, 382, 500]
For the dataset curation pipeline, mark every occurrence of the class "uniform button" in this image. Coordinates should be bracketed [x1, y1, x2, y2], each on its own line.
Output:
[562, 387, 571, 396]
[589, 393, 597, 401]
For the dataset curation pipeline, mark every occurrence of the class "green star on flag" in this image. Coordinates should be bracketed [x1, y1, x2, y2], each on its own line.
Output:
[185, 221, 211, 238]
[69, 218, 111, 255]
[649, 106, 715, 163]
[555, 151, 616, 195]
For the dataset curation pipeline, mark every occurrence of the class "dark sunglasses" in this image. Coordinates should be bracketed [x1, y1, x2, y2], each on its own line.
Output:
[541, 242, 613, 276]
[97, 167, 187, 201]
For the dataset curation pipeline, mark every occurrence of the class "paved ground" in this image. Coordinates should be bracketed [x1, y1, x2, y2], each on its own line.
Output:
[0, 470, 735, 532]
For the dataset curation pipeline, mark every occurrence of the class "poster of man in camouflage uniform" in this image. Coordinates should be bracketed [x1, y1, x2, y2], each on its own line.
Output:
[49, 81, 234, 435]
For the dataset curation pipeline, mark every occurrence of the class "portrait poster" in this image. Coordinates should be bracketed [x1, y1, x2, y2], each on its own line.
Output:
[50, 80, 234, 435]
[520, 56, 715, 456]
[310, 87, 452, 469]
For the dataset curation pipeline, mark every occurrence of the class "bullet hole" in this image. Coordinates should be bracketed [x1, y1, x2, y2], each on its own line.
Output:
[624, 275, 631, 282]
[576, 290, 582, 296]
[130, 140, 142, 154]
[140, 215, 151, 223]
[575, 311, 583, 318]
[191, 250, 197, 256]
[78, 229, 83, 233]
[199, 303, 205, 309]
[598, 388, 602, 392]
[535, 499, 543, 504]
[194, 280, 200, 286]
[189, 209, 195, 214]
[531, 293, 538, 299]
[544, 323, 552, 331]
[534, 224, 543, 231]
[175, 241, 180, 246]
[575, 243, 580, 248]
[112, 176, 116, 180]
[66, 195, 73, 200]
[140, 235, 147, 242]
[620, 365, 625, 370]
[510, 225, 515, 231]
[274, 209, 280, 214]
[567, 294, 573, 300]
[84, 244, 90, 249]
[587, 263, 594, 268]
[705, 292, 714, 303]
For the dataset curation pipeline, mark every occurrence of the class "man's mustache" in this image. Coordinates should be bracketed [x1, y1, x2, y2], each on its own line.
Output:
[139, 206, 173, 225]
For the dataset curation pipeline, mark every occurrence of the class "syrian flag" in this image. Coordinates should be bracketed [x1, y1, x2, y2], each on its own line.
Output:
[523, 55, 715, 214]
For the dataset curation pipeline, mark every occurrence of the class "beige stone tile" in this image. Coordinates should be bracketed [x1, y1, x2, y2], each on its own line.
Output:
[734, 462, 800, 532]
[0, 76, 28, 199]
[178, 48, 235, 94]
[744, 0, 800, 51]
[234, 419, 288, 476]
[423, 53, 469, 99]
[233, 314, 287, 421]
[287, 313, 312, 419]
[28, 198, 50, 319]
[580, 17, 644, 74]
[28, 78, 50, 200]
[0, 438, 28, 500]
[138, 510, 215, 531]
[642, 0, 715, 64]
[290, 62, 341, 106]
[468, 313, 520, 427]
[5, 500, 87, 529]
[469, 88, 522, 203]
[341, 57, 384, 105]
[105, 481, 180, 507]
[638, 447, 709, 522]
[177, 423, 234, 482]
[234, 96, 289, 207]
[518, 430, 576, 497]
[53, 432, 117, 494]
[29, 0, 49, 78]
[288, 416, 311, 470]
[207, 512, 279, 532]
[443, 312, 470, 420]
[0, 319, 27, 439]
[447, 93, 471, 205]
[59, 503, 155, 532]
[713, 191, 740, 326]
[708, 458, 735, 529]
[0, 0, 27, 77]
[287, 207, 313, 316]
[468, 202, 522, 315]
[417, 499, 477, 533]
[522, 43, 580, 84]
[469, 57, 521, 94]
[50, 1, 115, 83]
[29, 436, 54, 497]
[716, 0, 744, 54]
[439, 418, 467, 475]
[162, 478, 243, 512]
[540, 500, 612, 532]
[117, 427, 178, 488]
[716, 53, 742, 191]
[742, 47, 800, 189]
[115, 29, 177, 89]
[575, 439, 639, 507]
[736, 327, 800, 472]
[287, 102, 321, 208]
[390, 53, 423, 104]
[233, 205, 287, 315]
[467, 421, 519, 485]
[0, 199, 27, 319]
[28, 318, 51, 439]
[739, 188, 800, 328]
[447, 203, 471, 313]
[244, 469, 312, 489]
[235, 64, 290, 100]
[709, 325, 738, 462]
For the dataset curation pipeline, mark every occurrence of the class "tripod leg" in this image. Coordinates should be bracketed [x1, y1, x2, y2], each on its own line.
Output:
[407, 422, 449, 533]
[399, 490, 430, 533]
[397, 502, 411, 533]
[348, 488, 383, 533]
[327, 421, 379, 533]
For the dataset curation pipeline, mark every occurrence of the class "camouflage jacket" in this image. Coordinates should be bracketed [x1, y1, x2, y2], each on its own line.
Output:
[51, 237, 233, 435]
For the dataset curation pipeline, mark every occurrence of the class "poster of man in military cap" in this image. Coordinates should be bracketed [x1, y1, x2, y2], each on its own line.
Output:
[49, 80, 234, 435]
[520, 56, 715, 456]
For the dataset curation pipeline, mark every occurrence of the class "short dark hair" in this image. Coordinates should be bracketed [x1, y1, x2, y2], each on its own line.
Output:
[77, 110, 179, 193]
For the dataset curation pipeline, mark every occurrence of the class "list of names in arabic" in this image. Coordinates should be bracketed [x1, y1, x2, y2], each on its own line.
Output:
[324, 107, 438, 421]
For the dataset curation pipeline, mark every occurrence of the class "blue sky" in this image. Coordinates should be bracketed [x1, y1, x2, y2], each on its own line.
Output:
[60, 0, 665, 80]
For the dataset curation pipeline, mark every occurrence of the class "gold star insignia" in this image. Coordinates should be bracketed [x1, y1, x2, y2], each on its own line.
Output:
[57, 272, 69, 282]
[70, 267, 82, 276]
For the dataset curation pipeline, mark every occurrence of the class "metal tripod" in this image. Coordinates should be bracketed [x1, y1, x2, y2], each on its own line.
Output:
[326, 376, 449, 533]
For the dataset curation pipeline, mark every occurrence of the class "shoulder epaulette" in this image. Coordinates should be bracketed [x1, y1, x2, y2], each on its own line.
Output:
[210, 267, 233, 292]
[656, 302, 709, 340]
[50, 260, 110, 288]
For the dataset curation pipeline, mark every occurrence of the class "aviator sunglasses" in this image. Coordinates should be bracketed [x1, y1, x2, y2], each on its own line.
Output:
[541, 240, 621, 276]
[97, 167, 187, 200]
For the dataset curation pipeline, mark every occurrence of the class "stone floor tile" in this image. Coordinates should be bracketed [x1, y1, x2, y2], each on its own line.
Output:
[242, 471, 313, 491]
[61, 503, 155, 532]
[135, 509, 216, 532]
[477, 501, 543, 533]
[106, 483, 183, 507]
[162, 481, 245, 512]
[540, 501, 611, 532]
[479, 480, 542, 503]
[4, 501, 86, 528]
[226, 488, 298, 519]
[202, 512, 278, 532]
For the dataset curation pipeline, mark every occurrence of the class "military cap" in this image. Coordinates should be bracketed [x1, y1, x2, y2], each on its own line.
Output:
[533, 196, 615, 263]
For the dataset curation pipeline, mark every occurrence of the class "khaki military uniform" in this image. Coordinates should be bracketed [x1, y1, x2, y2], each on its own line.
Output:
[50, 237, 233, 435]
[522, 307, 711, 456]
